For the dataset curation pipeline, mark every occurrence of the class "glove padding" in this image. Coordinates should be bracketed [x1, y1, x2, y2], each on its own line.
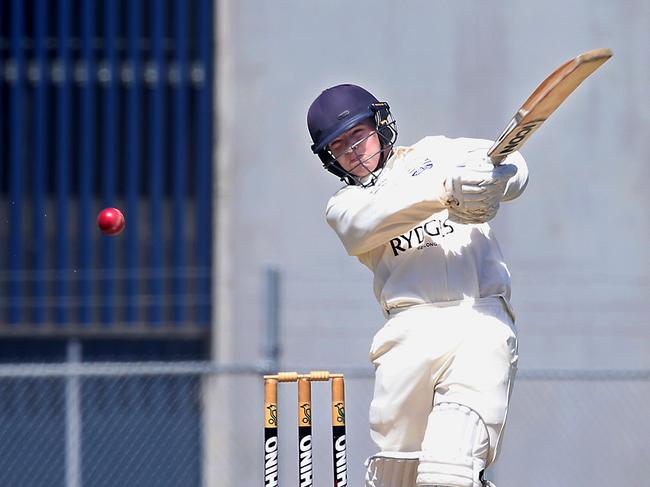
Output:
[444, 161, 517, 224]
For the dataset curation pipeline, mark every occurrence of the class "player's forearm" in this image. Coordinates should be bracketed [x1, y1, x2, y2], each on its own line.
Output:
[327, 201, 444, 256]
[326, 178, 447, 256]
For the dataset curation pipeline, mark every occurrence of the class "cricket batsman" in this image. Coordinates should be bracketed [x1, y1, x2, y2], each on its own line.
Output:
[307, 84, 528, 487]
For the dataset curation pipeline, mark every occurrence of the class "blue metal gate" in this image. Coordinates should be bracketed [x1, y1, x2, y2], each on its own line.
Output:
[0, 0, 214, 332]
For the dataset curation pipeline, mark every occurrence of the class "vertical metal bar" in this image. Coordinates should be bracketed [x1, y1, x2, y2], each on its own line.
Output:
[8, 0, 25, 324]
[195, 0, 213, 326]
[0, 5, 4, 212]
[148, 0, 166, 325]
[55, 0, 72, 325]
[79, 0, 96, 325]
[125, 0, 142, 323]
[148, 2, 166, 326]
[32, 0, 48, 325]
[298, 378, 313, 487]
[264, 268, 281, 372]
[172, 0, 188, 324]
[263, 378, 279, 487]
[101, 0, 118, 324]
[331, 377, 347, 487]
[65, 339, 82, 487]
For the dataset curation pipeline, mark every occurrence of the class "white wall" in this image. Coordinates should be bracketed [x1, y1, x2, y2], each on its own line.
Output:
[212, 1, 650, 485]
[217, 0, 650, 371]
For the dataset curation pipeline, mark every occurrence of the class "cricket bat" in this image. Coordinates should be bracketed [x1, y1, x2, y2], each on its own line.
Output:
[488, 48, 613, 164]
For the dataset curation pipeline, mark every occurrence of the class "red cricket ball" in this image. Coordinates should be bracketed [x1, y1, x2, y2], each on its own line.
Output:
[97, 207, 126, 236]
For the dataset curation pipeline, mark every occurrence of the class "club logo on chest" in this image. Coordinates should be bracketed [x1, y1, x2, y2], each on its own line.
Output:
[389, 218, 454, 256]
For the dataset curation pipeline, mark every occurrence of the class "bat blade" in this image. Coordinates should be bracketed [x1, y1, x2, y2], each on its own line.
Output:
[488, 48, 612, 164]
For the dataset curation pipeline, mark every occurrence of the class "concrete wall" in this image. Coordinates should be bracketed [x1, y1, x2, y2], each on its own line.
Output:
[212, 1, 650, 485]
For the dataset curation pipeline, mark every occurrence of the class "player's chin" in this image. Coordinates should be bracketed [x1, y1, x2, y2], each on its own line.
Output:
[350, 158, 380, 176]
[350, 167, 375, 178]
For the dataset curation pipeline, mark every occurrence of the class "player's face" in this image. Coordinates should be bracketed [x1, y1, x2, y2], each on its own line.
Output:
[328, 120, 382, 177]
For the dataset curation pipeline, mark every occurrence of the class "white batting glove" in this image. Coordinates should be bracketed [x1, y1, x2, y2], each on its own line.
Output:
[444, 162, 517, 224]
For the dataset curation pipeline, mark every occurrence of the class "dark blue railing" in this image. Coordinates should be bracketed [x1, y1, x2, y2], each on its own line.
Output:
[55, 0, 72, 326]
[0, 0, 214, 331]
[79, 0, 96, 327]
[8, 0, 26, 325]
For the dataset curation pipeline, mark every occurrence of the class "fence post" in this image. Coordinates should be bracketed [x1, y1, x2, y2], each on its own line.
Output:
[264, 268, 282, 373]
[65, 339, 82, 487]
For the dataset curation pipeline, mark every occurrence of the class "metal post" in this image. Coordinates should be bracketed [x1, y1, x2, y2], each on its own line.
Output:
[196, 0, 214, 327]
[55, 0, 71, 324]
[124, 0, 141, 324]
[79, 0, 96, 326]
[172, 0, 189, 323]
[65, 339, 82, 487]
[100, 0, 117, 324]
[264, 268, 282, 372]
[32, 0, 48, 324]
[8, 0, 25, 325]
[148, 0, 166, 325]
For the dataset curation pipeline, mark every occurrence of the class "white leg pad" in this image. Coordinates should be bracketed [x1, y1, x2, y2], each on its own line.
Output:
[417, 402, 490, 487]
[365, 452, 419, 487]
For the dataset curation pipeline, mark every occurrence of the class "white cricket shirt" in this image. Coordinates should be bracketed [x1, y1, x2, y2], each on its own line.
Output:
[325, 136, 528, 314]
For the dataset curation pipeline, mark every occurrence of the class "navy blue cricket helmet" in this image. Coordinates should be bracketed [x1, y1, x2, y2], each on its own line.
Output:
[307, 84, 397, 186]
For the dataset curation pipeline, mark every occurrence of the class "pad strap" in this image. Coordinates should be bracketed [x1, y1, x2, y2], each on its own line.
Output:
[365, 452, 419, 487]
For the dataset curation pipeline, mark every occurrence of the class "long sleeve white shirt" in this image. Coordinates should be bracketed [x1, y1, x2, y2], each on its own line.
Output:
[325, 136, 528, 313]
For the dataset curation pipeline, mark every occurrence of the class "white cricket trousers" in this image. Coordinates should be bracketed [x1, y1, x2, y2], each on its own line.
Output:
[368, 297, 518, 465]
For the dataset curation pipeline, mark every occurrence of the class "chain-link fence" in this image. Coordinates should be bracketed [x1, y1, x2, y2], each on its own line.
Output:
[0, 363, 648, 487]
